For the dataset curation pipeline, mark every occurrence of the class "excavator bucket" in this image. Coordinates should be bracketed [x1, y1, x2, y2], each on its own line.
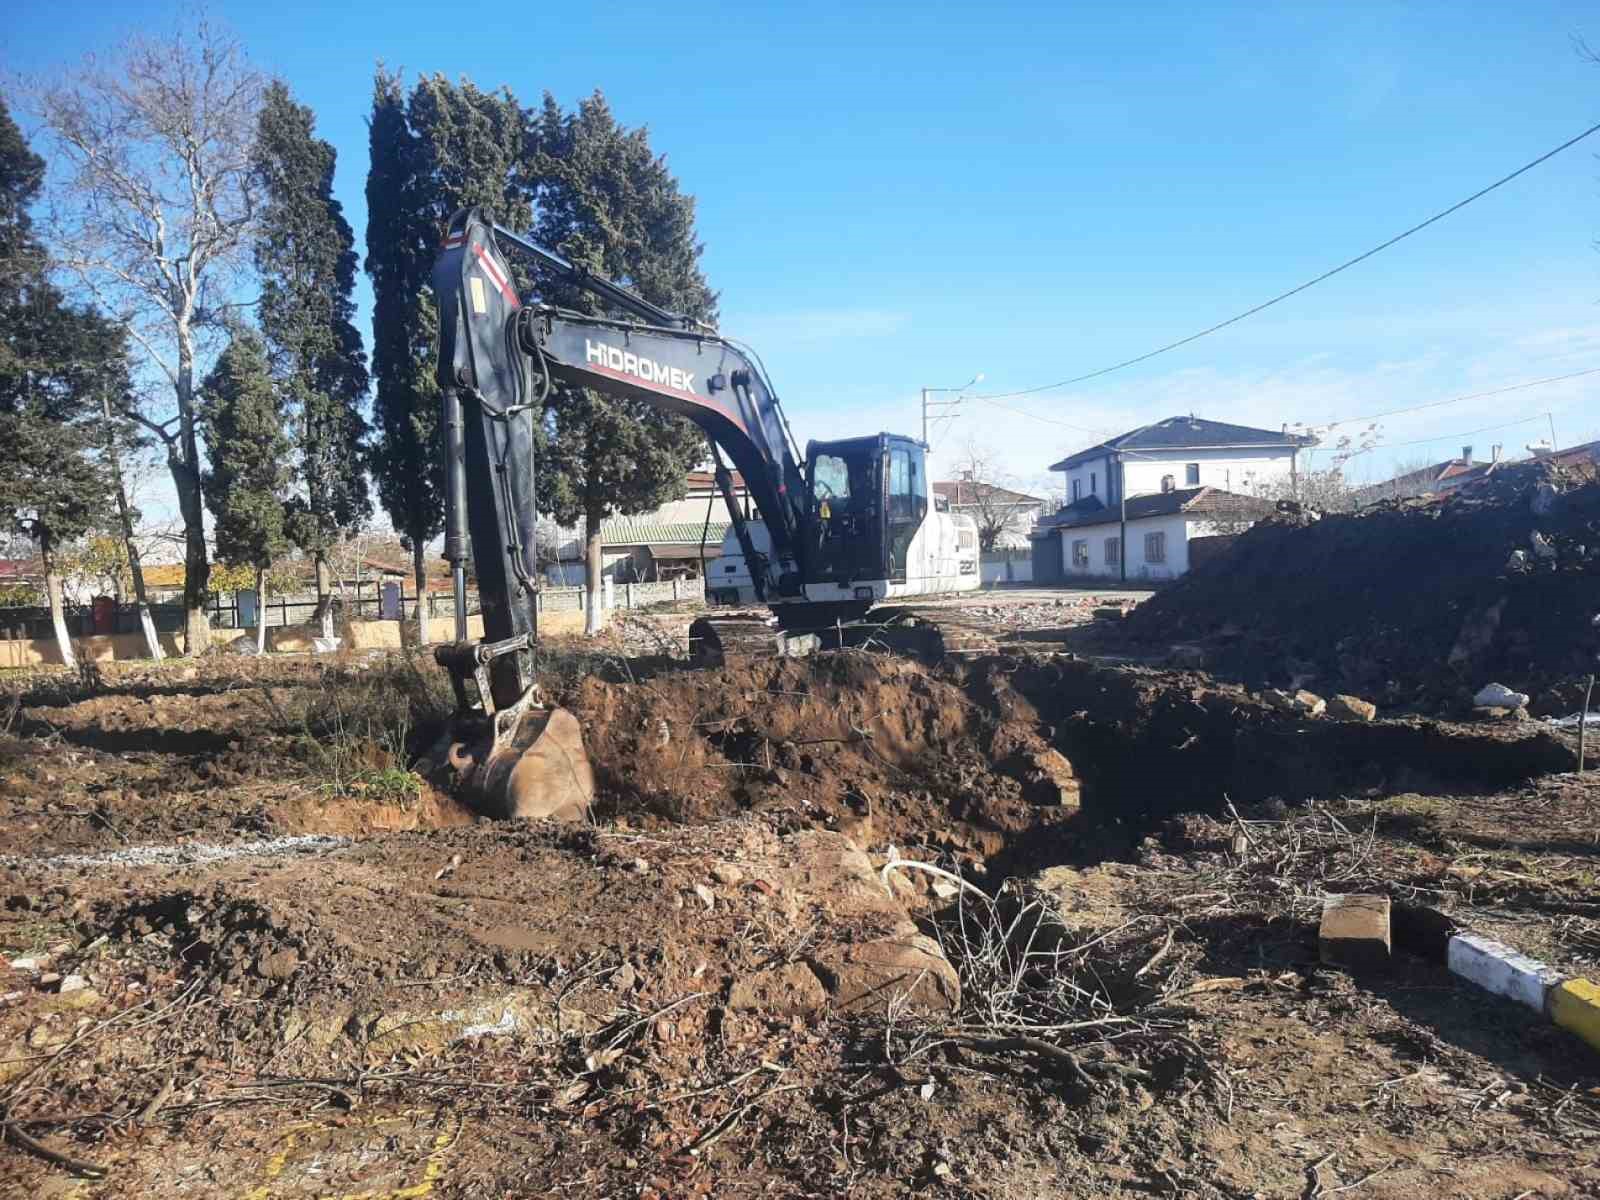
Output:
[446, 703, 595, 822]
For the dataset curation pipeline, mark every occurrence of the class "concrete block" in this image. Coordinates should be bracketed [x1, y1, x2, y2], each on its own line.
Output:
[1446, 933, 1564, 1013]
[1548, 978, 1600, 1053]
[1319, 894, 1391, 972]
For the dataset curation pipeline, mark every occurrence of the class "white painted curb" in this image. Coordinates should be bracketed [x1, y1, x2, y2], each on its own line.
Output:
[1446, 932, 1566, 1015]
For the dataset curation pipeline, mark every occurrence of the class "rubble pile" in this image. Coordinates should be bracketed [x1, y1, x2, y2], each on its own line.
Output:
[1122, 458, 1600, 712]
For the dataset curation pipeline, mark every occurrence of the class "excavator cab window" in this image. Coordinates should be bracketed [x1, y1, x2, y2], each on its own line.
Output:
[806, 438, 886, 583]
[812, 453, 851, 506]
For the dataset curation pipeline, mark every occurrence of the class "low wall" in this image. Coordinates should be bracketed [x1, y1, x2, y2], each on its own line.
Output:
[0, 609, 591, 669]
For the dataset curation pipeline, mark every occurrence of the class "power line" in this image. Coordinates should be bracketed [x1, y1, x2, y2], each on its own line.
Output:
[1312, 365, 1600, 431]
[973, 119, 1600, 402]
[976, 395, 1109, 435]
[1346, 411, 1550, 457]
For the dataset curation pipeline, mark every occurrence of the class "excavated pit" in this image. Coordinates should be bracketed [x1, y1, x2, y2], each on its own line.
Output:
[554, 651, 1577, 875]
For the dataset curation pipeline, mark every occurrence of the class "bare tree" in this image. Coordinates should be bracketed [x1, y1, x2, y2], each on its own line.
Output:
[950, 440, 1040, 552]
[1207, 424, 1382, 534]
[30, 21, 265, 654]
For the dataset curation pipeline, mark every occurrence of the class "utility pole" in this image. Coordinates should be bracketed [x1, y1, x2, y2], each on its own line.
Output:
[920, 374, 985, 448]
[1116, 451, 1127, 584]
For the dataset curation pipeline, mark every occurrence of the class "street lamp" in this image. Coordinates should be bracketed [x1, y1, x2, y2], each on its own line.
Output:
[920, 372, 984, 446]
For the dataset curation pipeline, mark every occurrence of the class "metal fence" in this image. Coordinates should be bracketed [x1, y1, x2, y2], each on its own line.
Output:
[0, 576, 704, 641]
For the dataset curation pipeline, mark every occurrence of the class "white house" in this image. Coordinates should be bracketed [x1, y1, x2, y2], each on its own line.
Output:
[1033, 416, 1312, 583]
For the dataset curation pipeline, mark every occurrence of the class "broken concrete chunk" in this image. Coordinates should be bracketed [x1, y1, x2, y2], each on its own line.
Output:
[57, 974, 91, 994]
[1319, 894, 1391, 972]
[1326, 694, 1377, 722]
[1474, 682, 1530, 710]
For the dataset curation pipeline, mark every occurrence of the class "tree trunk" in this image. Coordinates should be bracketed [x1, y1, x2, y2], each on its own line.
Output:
[412, 540, 431, 646]
[584, 505, 606, 636]
[255, 566, 269, 655]
[174, 337, 210, 655]
[103, 392, 163, 661]
[39, 533, 76, 671]
[313, 553, 335, 641]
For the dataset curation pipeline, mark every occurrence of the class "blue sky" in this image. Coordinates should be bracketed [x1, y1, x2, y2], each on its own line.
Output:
[6, 0, 1600, 507]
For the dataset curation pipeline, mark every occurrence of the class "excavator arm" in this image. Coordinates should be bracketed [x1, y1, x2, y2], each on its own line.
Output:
[428, 207, 811, 818]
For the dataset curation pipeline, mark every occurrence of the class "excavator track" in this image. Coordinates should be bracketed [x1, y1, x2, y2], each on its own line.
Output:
[688, 603, 1004, 667]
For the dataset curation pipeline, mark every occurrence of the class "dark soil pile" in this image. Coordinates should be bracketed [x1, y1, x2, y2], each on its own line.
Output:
[1121, 458, 1600, 711]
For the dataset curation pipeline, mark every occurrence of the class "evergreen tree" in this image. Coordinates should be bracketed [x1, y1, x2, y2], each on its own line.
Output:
[365, 69, 529, 641]
[253, 81, 371, 638]
[0, 95, 117, 668]
[526, 92, 717, 633]
[197, 328, 291, 654]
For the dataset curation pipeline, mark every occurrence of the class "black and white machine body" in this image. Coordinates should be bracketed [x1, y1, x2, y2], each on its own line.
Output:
[428, 207, 979, 819]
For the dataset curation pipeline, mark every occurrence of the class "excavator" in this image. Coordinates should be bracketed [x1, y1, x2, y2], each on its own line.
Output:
[430, 208, 980, 821]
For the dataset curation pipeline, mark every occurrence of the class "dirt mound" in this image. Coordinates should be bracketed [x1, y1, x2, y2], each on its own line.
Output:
[1122, 458, 1600, 711]
[560, 652, 1079, 862]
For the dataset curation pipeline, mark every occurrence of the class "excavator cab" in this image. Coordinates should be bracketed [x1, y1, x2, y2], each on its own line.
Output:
[805, 434, 927, 586]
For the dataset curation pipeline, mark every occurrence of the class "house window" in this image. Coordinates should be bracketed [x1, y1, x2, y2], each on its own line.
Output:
[1160, 474, 1175, 493]
[1104, 537, 1120, 566]
[1185, 463, 1199, 486]
[1071, 479, 1081, 501]
[1090, 471, 1097, 496]
[1071, 539, 1089, 567]
[1144, 531, 1166, 563]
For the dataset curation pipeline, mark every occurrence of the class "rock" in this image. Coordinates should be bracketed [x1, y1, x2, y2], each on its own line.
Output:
[1530, 531, 1556, 560]
[1530, 482, 1559, 516]
[693, 883, 715, 910]
[628, 857, 650, 874]
[256, 949, 300, 981]
[1320, 894, 1390, 972]
[39, 972, 61, 987]
[1266, 688, 1325, 717]
[1293, 689, 1326, 717]
[7, 956, 47, 974]
[1505, 548, 1530, 571]
[727, 961, 829, 1017]
[1326, 694, 1377, 722]
[710, 863, 744, 887]
[1474, 682, 1530, 709]
[57, 974, 91, 994]
[815, 932, 960, 1014]
[1013, 747, 1080, 808]
[611, 962, 636, 992]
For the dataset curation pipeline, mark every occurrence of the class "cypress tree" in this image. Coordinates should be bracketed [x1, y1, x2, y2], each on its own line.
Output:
[365, 70, 529, 641]
[0, 96, 117, 669]
[253, 81, 371, 639]
[527, 92, 716, 633]
[197, 328, 291, 655]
